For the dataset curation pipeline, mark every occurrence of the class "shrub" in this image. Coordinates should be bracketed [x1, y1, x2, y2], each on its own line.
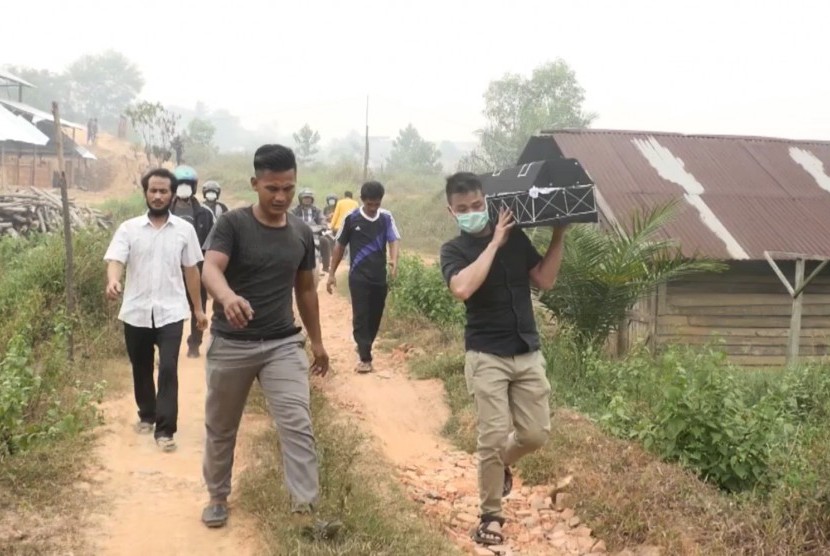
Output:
[388, 254, 464, 329]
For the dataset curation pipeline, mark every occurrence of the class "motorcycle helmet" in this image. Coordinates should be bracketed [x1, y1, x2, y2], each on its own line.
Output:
[202, 180, 221, 200]
[174, 165, 198, 186]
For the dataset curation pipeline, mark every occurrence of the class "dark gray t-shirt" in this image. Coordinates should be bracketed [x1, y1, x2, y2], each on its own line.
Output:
[204, 207, 315, 340]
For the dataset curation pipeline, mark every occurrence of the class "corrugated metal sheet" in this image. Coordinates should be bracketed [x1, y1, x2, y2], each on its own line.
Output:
[546, 130, 830, 260]
[0, 68, 34, 88]
[0, 104, 49, 145]
[0, 99, 85, 131]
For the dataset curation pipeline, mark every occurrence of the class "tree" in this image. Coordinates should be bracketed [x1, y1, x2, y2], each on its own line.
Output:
[124, 101, 180, 166]
[478, 59, 596, 168]
[293, 124, 321, 164]
[386, 124, 442, 175]
[67, 50, 144, 129]
[538, 202, 726, 351]
[183, 118, 218, 165]
[327, 130, 363, 164]
[4, 66, 73, 114]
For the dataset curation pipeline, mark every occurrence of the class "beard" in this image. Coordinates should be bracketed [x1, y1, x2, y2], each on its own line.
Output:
[146, 200, 171, 217]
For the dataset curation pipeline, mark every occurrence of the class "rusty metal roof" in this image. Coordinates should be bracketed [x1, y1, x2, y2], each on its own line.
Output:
[538, 130, 830, 261]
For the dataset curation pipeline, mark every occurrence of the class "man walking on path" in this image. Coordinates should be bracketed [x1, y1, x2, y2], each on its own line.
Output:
[172, 165, 216, 358]
[329, 190, 358, 235]
[439, 172, 567, 547]
[104, 168, 208, 453]
[326, 181, 400, 373]
[200, 144, 330, 529]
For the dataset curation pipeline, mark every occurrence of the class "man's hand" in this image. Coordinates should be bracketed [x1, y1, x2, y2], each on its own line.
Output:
[491, 208, 515, 248]
[106, 280, 122, 301]
[326, 273, 337, 295]
[389, 261, 398, 280]
[220, 294, 254, 329]
[310, 342, 330, 376]
[194, 310, 209, 331]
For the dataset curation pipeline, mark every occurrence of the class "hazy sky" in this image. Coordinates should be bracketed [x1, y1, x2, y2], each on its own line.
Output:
[2, 0, 828, 143]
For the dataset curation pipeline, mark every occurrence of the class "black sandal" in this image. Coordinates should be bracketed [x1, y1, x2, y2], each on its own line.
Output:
[502, 466, 513, 497]
[472, 515, 505, 546]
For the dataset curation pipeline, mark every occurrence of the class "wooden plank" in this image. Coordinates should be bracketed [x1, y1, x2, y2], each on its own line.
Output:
[671, 270, 830, 285]
[684, 315, 830, 329]
[659, 335, 830, 347]
[666, 292, 830, 308]
[657, 324, 830, 338]
[668, 304, 830, 317]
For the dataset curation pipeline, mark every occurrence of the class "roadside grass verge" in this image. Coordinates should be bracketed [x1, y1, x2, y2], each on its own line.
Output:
[238, 383, 460, 555]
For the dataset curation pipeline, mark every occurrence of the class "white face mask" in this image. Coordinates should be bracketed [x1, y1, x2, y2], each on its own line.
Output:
[205, 191, 218, 201]
[176, 185, 193, 199]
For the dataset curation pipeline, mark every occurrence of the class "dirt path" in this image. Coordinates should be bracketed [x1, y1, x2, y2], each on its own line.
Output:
[81, 324, 265, 556]
[317, 280, 609, 556]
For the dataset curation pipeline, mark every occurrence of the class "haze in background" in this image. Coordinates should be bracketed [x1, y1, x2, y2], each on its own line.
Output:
[2, 0, 827, 145]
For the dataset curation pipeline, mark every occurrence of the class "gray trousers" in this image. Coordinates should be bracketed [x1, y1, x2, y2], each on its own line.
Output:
[203, 333, 319, 507]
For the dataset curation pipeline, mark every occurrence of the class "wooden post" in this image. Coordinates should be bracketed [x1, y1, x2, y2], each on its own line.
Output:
[52, 102, 75, 361]
[787, 258, 806, 367]
[0, 142, 5, 188]
[363, 95, 369, 182]
[31, 144, 36, 185]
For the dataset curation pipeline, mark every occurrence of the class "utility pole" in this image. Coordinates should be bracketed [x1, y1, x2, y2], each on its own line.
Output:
[363, 95, 369, 182]
[52, 102, 75, 361]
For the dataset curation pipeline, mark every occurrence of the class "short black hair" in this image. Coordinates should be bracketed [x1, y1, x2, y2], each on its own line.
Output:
[344, 191, 353, 198]
[253, 144, 297, 175]
[445, 172, 482, 201]
[141, 168, 178, 194]
[360, 181, 385, 201]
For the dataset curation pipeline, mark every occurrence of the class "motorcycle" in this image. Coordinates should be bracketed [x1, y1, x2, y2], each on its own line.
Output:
[309, 224, 331, 278]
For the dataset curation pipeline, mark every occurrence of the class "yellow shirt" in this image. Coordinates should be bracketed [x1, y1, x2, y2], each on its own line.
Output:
[330, 198, 359, 232]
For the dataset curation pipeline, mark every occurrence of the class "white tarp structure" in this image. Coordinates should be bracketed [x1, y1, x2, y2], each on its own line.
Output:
[0, 104, 49, 145]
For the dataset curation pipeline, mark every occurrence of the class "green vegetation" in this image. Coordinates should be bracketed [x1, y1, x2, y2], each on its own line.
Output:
[386, 232, 830, 553]
[0, 201, 138, 554]
[240, 388, 460, 556]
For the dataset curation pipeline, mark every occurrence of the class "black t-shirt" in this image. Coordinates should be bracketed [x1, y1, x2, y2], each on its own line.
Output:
[336, 208, 401, 285]
[440, 229, 543, 356]
[204, 207, 315, 341]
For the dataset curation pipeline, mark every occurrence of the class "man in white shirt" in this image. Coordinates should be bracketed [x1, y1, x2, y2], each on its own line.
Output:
[104, 168, 208, 452]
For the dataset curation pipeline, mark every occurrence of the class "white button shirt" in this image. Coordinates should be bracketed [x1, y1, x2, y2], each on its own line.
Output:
[104, 213, 204, 328]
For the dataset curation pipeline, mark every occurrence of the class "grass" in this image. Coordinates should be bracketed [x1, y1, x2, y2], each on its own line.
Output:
[238, 387, 460, 555]
[380, 306, 830, 555]
[0, 199, 137, 554]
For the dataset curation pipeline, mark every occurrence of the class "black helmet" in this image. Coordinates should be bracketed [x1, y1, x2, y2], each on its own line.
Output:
[326, 194, 338, 205]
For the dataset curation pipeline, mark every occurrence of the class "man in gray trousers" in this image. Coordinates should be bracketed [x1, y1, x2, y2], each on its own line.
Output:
[200, 144, 330, 528]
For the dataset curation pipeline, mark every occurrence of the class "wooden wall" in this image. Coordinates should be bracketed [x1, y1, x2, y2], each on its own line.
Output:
[645, 261, 830, 367]
[0, 153, 79, 188]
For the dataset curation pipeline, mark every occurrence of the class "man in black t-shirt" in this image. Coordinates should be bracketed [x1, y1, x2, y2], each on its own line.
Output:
[326, 181, 400, 373]
[439, 172, 567, 547]
[200, 145, 330, 529]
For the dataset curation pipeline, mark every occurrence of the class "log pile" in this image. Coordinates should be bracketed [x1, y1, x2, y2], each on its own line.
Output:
[0, 187, 110, 237]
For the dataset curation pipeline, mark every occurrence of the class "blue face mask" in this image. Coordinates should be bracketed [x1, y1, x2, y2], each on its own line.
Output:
[455, 210, 490, 234]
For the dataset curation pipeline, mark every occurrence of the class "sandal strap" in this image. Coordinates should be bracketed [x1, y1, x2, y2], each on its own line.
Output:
[480, 514, 505, 526]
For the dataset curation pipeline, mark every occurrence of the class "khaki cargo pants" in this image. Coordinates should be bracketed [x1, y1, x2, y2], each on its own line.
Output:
[465, 350, 552, 518]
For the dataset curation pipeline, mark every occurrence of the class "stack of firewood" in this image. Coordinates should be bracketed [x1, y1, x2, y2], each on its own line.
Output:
[0, 187, 110, 237]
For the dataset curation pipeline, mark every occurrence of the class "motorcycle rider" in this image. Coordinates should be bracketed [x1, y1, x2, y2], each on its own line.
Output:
[292, 189, 330, 274]
[323, 194, 338, 222]
[172, 165, 216, 358]
[202, 181, 229, 219]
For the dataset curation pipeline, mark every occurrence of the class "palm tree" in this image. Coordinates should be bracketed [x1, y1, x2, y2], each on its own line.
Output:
[538, 201, 726, 351]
